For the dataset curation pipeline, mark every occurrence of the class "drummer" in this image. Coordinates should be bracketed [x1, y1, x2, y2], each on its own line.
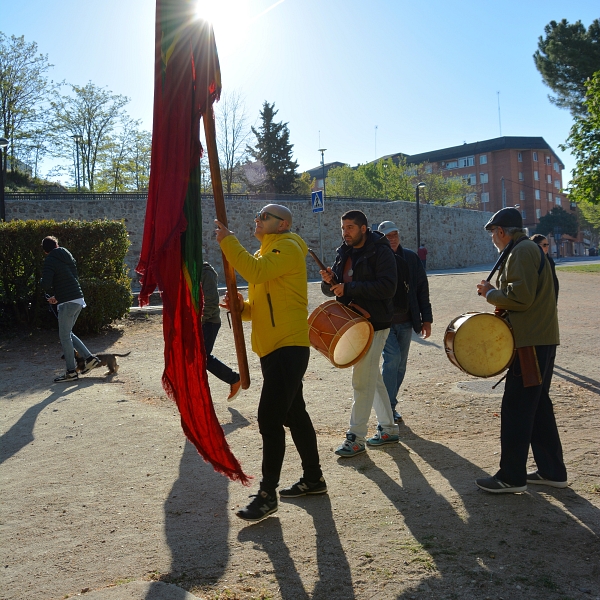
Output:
[215, 205, 325, 523]
[320, 209, 399, 457]
[475, 207, 566, 494]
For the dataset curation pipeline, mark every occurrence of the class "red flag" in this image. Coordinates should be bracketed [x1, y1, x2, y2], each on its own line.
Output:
[136, 0, 249, 484]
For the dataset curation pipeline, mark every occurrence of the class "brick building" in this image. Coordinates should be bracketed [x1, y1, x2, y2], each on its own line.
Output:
[393, 136, 569, 230]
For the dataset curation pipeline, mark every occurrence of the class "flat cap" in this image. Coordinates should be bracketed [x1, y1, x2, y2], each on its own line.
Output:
[378, 221, 399, 235]
[484, 207, 522, 230]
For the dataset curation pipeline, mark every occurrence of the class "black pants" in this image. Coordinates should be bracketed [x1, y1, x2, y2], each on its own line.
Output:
[202, 321, 239, 385]
[258, 346, 322, 495]
[497, 345, 567, 486]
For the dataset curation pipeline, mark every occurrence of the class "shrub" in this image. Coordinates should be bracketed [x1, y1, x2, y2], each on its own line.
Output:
[0, 219, 132, 333]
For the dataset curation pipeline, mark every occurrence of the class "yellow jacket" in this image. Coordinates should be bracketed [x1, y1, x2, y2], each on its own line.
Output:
[220, 232, 310, 358]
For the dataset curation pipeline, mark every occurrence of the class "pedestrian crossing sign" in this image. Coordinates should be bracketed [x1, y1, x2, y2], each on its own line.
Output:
[311, 190, 324, 213]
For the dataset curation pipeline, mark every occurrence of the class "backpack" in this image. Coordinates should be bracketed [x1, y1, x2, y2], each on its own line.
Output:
[393, 253, 410, 313]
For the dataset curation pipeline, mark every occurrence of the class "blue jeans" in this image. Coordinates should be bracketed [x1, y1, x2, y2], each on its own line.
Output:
[382, 321, 413, 410]
[57, 301, 93, 372]
[202, 321, 240, 385]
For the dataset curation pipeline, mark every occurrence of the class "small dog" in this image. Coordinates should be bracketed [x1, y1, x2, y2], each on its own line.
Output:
[73, 350, 131, 375]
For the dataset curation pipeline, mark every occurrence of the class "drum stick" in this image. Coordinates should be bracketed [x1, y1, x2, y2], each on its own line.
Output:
[308, 248, 338, 285]
[478, 240, 515, 296]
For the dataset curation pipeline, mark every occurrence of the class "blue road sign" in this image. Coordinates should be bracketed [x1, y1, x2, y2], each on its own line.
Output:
[311, 190, 324, 213]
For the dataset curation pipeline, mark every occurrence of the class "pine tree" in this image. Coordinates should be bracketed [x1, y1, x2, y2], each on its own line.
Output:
[246, 101, 298, 193]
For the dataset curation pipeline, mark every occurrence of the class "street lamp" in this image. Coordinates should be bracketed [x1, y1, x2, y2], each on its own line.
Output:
[415, 181, 426, 250]
[318, 148, 327, 196]
[0, 137, 8, 222]
[317, 148, 327, 261]
[72, 134, 83, 191]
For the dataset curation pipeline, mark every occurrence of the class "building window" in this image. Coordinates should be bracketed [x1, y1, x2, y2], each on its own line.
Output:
[555, 196, 562, 206]
[519, 172, 524, 181]
[425, 164, 432, 173]
[548, 193, 553, 202]
[554, 180, 560, 189]
[480, 173, 488, 184]
[547, 174, 552, 184]
[480, 155, 488, 164]
[534, 170, 539, 181]
[458, 156, 475, 168]
[317, 179, 323, 188]
[481, 192, 490, 203]
[554, 162, 559, 172]
[520, 190, 525, 201]
[521, 210, 526, 219]
[533, 152, 538, 161]
[545, 156, 551, 165]
[535, 189, 540, 200]
[518, 152, 523, 162]
[445, 160, 458, 169]
[465, 173, 476, 185]
[466, 193, 477, 204]
[536, 208, 541, 219]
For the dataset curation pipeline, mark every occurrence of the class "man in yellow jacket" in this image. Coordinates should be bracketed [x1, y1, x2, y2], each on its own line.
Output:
[216, 204, 325, 523]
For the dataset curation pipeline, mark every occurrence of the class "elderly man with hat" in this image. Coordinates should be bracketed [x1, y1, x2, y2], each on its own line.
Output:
[475, 207, 567, 493]
[377, 221, 433, 424]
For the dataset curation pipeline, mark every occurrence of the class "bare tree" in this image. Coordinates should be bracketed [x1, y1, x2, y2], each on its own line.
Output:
[215, 90, 251, 193]
[50, 82, 129, 190]
[0, 33, 56, 176]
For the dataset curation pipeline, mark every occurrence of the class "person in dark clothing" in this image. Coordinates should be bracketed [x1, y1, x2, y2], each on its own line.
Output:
[40, 236, 100, 382]
[201, 262, 241, 400]
[417, 244, 428, 270]
[530, 234, 559, 302]
[320, 210, 399, 457]
[377, 221, 433, 423]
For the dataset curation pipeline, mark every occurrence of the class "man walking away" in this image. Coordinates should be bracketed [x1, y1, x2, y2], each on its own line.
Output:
[41, 236, 100, 382]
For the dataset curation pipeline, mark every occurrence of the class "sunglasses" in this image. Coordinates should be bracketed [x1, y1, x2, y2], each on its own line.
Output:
[255, 211, 284, 222]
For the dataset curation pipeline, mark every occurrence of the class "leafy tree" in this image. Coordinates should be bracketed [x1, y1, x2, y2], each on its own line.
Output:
[534, 19, 600, 116]
[294, 171, 314, 195]
[326, 158, 475, 206]
[535, 206, 579, 237]
[0, 32, 56, 175]
[246, 101, 298, 193]
[561, 71, 600, 205]
[577, 200, 600, 247]
[50, 81, 129, 190]
[216, 90, 251, 193]
[130, 128, 152, 191]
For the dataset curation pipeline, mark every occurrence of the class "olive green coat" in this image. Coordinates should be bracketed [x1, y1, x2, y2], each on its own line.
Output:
[487, 233, 559, 348]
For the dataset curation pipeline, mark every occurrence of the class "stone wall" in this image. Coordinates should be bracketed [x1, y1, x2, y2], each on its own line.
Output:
[5, 194, 497, 284]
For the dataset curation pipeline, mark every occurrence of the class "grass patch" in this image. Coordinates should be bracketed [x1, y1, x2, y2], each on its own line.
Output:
[556, 264, 600, 273]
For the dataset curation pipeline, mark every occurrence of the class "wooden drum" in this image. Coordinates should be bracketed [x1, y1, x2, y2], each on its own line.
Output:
[444, 312, 516, 378]
[308, 300, 374, 368]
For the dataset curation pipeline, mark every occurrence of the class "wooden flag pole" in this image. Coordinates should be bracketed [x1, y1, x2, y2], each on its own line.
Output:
[202, 107, 250, 390]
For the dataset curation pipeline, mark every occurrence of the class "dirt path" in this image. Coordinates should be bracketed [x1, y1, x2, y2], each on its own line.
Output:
[1, 271, 599, 600]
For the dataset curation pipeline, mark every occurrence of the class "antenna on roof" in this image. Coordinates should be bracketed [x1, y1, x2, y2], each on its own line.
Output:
[497, 91, 502, 136]
[374, 125, 378, 160]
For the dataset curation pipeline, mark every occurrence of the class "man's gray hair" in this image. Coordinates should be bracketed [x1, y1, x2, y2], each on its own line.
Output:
[503, 226, 525, 236]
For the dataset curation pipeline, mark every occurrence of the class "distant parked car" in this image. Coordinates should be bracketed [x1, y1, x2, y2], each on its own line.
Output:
[589, 247, 597, 256]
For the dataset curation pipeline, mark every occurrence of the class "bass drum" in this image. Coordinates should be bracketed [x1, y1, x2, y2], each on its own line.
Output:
[444, 312, 516, 378]
[308, 300, 374, 368]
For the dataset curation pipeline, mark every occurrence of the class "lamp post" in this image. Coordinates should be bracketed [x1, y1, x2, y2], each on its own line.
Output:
[72, 134, 82, 191]
[0, 137, 8, 222]
[415, 181, 426, 250]
[554, 226, 562, 259]
[317, 148, 327, 261]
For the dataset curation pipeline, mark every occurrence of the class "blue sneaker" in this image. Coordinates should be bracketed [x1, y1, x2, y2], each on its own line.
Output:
[334, 433, 366, 457]
[366, 425, 399, 447]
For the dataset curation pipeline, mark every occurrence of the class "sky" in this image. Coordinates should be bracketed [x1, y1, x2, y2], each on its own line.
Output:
[3, 0, 598, 185]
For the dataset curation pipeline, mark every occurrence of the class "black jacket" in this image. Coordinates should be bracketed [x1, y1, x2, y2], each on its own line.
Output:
[41, 247, 83, 304]
[321, 230, 397, 330]
[396, 245, 433, 333]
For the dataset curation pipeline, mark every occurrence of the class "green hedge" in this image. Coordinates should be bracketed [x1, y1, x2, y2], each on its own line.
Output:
[0, 219, 132, 333]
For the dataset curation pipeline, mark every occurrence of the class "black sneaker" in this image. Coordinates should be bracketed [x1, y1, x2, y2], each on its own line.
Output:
[54, 370, 78, 383]
[476, 476, 526, 494]
[280, 477, 327, 498]
[236, 491, 278, 523]
[526, 471, 568, 489]
[80, 355, 101, 375]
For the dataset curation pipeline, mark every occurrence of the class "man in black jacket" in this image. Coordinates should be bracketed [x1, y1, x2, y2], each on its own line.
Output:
[41, 236, 100, 382]
[378, 221, 433, 423]
[320, 210, 399, 457]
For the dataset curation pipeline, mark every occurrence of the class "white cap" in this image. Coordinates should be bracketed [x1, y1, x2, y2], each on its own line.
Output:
[378, 221, 399, 235]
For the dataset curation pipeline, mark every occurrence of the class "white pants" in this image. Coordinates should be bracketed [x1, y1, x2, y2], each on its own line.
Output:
[348, 328, 398, 442]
